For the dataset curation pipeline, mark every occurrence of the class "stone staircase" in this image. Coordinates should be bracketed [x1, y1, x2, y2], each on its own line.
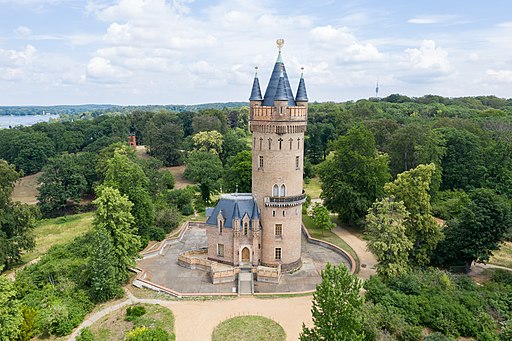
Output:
[238, 270, 254, 295]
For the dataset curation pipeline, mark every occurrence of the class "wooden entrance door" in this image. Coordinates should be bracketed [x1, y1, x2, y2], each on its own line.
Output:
[241, 247, 250, 263]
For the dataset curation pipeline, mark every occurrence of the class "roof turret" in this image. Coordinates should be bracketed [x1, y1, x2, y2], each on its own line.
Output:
[295, 67, 308, 102]
[249, 67, 263, 101]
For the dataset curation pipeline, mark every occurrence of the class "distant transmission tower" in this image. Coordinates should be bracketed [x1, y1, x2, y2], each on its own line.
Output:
[375, 80, 379, 99]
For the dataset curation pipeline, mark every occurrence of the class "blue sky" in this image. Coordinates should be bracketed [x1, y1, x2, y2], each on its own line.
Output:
[1, 0, 512, 105]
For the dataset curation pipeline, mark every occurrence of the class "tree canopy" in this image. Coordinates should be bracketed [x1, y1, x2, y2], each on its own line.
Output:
[319, 124, 390, 225]
[384, 164, 442, 267]
[300, 263, 365, 340]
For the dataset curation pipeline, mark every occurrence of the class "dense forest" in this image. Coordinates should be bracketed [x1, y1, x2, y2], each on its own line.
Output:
[1, 94, 512, 339]
[0, 102, 247, 116]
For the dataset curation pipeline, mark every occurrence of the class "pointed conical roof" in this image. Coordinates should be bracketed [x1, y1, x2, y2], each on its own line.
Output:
[232, 199, 241, 220]
[249, 67, 263, 101]
[262, 50, 296, 106]
[296, 69, 308, 102]
[274, 68, 288, 101]
[251, 200, 260, 220]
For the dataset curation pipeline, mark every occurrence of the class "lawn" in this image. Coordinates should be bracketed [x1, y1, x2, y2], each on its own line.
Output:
[489, 241, 512, 269]
[212, 315, 285, 341]
[303, 214, 360, 270]
[304, 176, 322, 199]
[22, 212, 94, 264]
[84, 303, 175, 341]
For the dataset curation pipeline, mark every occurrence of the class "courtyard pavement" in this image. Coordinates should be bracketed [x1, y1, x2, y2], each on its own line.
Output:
[137, 224, 351, 295]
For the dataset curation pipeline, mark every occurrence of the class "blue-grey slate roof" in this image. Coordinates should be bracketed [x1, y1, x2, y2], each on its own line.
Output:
[249, 75, 263, 101]
[205, 193, 260, 229]
[274, 74, 288, 101]
[262, 52, 296, 106]
[296, 75, 308, 102]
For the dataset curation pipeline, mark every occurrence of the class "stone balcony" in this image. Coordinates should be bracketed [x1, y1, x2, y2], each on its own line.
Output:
[264, 191, 307, 208]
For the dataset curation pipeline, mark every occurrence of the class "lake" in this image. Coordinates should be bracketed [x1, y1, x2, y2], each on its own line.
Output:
[0, 114, 60, 129]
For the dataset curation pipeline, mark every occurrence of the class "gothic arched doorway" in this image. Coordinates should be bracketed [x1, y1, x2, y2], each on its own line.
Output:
[241, 247, 250, 264]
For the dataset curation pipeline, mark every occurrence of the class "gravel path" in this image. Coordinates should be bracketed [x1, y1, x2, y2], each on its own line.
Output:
[69, 289, 312, 341]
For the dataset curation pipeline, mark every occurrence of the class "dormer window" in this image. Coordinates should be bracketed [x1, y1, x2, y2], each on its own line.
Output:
[219, 220, 223, 234]
[243, 222, 249, 235]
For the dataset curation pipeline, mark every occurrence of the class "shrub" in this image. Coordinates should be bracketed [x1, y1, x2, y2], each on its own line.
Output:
[76, 327, 94, 341]
[125, 305, 147, 322]
[126, 326, 169, 341]
[155, 206, 181, 233]
[424, 332, 454, 341]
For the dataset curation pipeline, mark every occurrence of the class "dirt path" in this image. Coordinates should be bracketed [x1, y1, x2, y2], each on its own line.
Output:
[69, 291, 312, 341]
[12, 172, 41, 204]
[332, 226, 377, 280]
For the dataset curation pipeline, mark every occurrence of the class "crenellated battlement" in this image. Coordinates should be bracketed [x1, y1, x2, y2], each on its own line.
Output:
[250, 105, 307, 122]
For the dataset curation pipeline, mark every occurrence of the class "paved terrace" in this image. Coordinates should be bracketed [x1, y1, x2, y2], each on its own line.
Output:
[136, 224, 351, 294]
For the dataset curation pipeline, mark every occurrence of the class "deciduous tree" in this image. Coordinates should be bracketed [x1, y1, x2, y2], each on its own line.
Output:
[184, 151, 223, 203]
[0, 275, 22, 340]
[365, 197, 412, 279]
[223, 150, 252, 193]
[93, 186, 141, 282]
[311, 203, 335, 236]
[300, 263, 365, 340]
[0, 160, 35, 270]
[384, 163, 442, 266]
[434, 188, 512, 271]
[319, 124, 390, 225]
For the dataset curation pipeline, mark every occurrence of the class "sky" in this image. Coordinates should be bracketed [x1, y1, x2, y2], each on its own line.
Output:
[1, 0, 512, 105]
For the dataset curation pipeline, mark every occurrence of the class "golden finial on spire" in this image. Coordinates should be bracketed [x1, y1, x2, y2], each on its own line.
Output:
[276, 38, 285, 51]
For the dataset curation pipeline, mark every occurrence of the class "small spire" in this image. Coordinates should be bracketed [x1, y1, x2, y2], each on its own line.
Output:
[296, 66, 308, 102]
[249, 66, 263, 101]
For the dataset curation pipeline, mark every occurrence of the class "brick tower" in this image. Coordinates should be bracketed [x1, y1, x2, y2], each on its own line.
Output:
[249, 39, 308, 272]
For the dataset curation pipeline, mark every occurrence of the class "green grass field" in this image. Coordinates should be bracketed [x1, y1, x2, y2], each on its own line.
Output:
[212, 315, 285, 341]
[304, 176, 322, 199]
[302, 214, 360, 270]
[489, 241, 512, 269]
[22, 212, 94, 264]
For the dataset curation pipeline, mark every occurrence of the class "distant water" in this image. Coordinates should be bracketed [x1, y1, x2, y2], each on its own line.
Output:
[0, 114, 59, 129]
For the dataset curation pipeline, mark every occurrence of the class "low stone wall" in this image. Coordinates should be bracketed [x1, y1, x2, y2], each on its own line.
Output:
[256, 264, 281, 283]
[301, 224, 356, 274]
[139, 221, 191, 259]
[178, 248, 239, 284]
[211, 267, 239, 284]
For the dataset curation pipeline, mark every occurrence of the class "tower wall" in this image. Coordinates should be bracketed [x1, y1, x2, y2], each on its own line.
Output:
[250, 106, 307, 271]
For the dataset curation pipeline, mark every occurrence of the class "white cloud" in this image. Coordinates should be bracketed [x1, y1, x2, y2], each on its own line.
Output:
[86, 56, 131, 80]
[310, 25, 354, 45]
[0, 45, 37, 66]
[405, 40, 451, 73]
[486, 69, 512, 82]
[15, 26, 32, 37]
[407, 15, 457, 25]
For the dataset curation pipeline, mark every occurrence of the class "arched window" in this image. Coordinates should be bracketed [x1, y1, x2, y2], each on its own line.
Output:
[280, 184, 286, 197]
[289, 138, 293, 150]
[273, 184, 279, 197]
[297, 138, 301, 149]
[268, 138, 272, 150]
[259, 137, 263, 150]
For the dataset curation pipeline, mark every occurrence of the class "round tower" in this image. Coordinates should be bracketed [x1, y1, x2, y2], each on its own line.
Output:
[250, 40, 308, 272]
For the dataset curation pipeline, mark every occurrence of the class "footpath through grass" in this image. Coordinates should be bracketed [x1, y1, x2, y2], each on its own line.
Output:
[489, 241, 512, 269]
[22, 212, 94, 264]
[212, 315, 286, 341]
[303, 214, 360, 271]
[303, 176, 322, 199]
[84, 303, 175, 341]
